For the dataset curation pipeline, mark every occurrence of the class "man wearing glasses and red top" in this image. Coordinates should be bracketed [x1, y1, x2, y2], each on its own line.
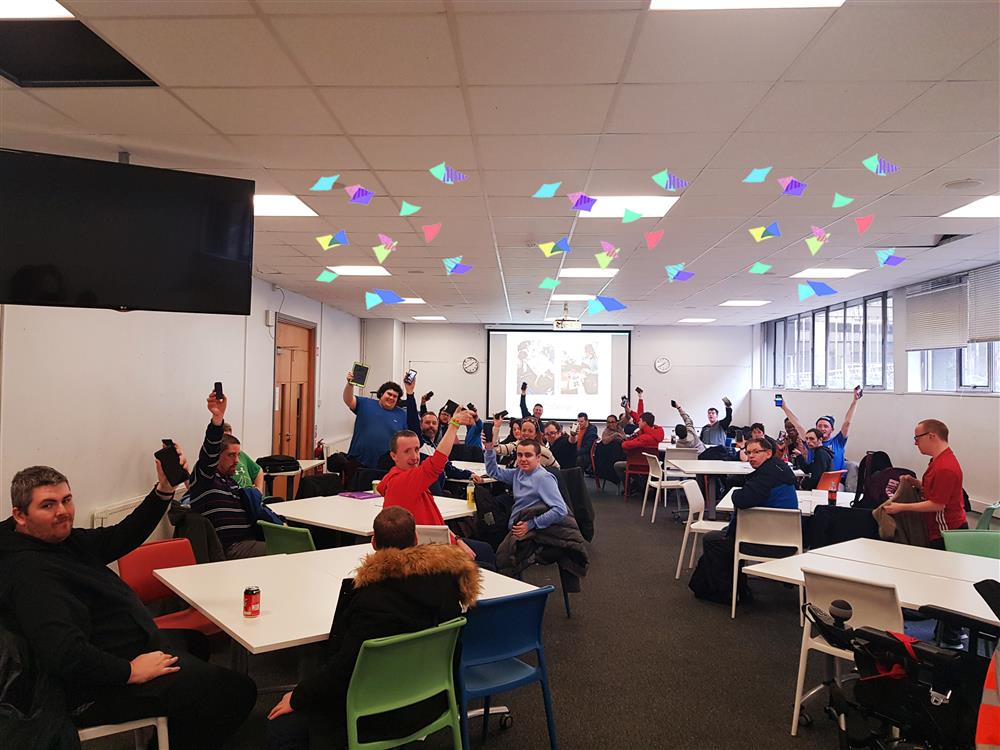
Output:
[884, 419, 968, 547]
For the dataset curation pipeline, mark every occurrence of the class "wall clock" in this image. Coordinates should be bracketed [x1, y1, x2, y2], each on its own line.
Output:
[462, 356, 480, 374]
[654, 356, 672, 374]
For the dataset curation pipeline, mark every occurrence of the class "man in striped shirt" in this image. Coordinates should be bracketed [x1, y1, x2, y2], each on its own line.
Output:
[189, 389, 268, 559]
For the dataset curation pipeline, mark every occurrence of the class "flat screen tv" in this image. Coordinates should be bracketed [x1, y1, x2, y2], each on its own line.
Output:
[0, 148, 254, 315]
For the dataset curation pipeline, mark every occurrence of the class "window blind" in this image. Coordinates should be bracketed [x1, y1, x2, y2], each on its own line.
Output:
[967, 263, 1000, 343]
[905, 284, 968, 350]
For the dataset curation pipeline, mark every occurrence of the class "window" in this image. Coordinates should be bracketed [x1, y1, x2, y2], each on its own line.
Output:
[994, 343, 1000, 394]
[763, 321, 775, 387]
[865, 297, 883, 387]
[827, 305, 845, 389]
[813, 310, 826, 387]
[797, 314, 812, 389]
[961, 341, 989, 388]
[784, 315, 797, 389]
[774, 319, 785, 387]
[908, 342, 1000, 392]
[885, 296, 894, 390]
[927, 349, 958, 391]
[845, 303, 864, 388]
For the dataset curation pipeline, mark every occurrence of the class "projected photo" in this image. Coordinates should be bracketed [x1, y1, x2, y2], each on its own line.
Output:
[516, 338, 555, 395]
[560, 342, 600, 395]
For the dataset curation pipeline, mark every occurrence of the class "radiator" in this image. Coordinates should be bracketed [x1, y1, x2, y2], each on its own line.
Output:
[92, 494, 149, 528]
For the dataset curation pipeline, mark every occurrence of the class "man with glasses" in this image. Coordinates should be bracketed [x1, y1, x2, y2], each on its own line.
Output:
[690, 437, 798, 605]
[793, 428, 834, 491]
[779, 389, 861, 472]
[543, 421, 577, 470]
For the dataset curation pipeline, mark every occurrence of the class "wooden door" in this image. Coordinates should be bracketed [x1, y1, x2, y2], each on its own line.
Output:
[272, 319, 315, 498]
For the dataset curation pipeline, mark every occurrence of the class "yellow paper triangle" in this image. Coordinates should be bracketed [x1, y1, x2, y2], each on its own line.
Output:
[538, 242, 557, 257]
[749, 226, 768, 242]
[595, 252, 614, 269]
[373, 244, 392, 264]
[805, 236, 826, 256]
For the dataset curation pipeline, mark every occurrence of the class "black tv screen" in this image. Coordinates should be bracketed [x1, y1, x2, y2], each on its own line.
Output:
[0, 149, 254, 315]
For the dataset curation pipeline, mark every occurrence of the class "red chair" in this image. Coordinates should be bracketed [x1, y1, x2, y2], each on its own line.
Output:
[623, 449, 651, 501]
[816, 470, 847, 492]
[118, 539, 221, 636]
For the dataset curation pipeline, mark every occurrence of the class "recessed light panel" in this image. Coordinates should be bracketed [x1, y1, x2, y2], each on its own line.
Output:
[325, 266, 391, 277]
[0, 0, 72, 19]
[941, 195, 1000, 218]
[678, 318, 717, 323]
[790, 268, 866, 279]
[719, 299, 771, 307]
[253, 195, 317, 217]
[579, 196, 678, 219]
[413, 316, 446, 321]
[651, 0, 844, 8]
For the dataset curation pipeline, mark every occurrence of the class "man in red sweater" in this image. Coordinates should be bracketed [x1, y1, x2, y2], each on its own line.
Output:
[377, 405, 496, 569]
[614, 412, 665, 490]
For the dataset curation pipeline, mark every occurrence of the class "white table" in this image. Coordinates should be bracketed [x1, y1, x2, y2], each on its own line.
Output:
[745, 552, 998, 626]
[263, 458, 326, 501]
[664, 459, 804, 519]
[717, 489, 856, 517]
[447, 460, 496, 483]
[275, 494, 474, 536]
[813, 538, 1000, 584]
[657, 443, 700, 460]
[154, 545, 538, 655]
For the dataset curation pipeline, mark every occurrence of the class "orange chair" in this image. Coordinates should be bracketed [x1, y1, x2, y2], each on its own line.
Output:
[815, 470, 847, 492]
[118, 539, 221, 636]
[623, 449, 651, 501]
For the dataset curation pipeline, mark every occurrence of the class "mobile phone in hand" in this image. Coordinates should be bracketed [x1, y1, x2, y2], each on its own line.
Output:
[350, 362, 370, 387]
[493, 409, 509, 420]
[521, 381, 527, 391]
[214, 381, 224, 400]
[154, 440, 190, 486]
[854, 385, 864, 399]
[670, 399, 677, 408]
[774, 393, 783, 407]
[483, 421, 494, 443]
[620, 395, 629, 408]
[442, 399, 460, 417]
[404, 369, 417, 385]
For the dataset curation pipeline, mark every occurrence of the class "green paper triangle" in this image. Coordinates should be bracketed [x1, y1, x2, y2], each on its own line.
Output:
[365, 292, 382, 310]
[832, 192, 854, 208]
[805, 236, 825, 256]
[399, 200, 421, 217]
[749, 262, 771, 274]
[862, 154, 880, 174]
[316, 270, 338, 283]
[595, 252, 614, 269]
[428, 162, 447, 181]
[538, 277, 561, 290]
[651, 169, 668, 189]
[622, 208, 642, 224]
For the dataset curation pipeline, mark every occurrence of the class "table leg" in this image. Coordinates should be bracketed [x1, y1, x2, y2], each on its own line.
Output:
[285, 471, 299, 502]
[703, 475, 717, 520]
[264, 474, 275, 498]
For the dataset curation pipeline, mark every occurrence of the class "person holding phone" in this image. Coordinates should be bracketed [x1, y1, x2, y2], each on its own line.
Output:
[670, 400, 706, 453]
[221, 423, 264, 493]
[699, 396, 733, 447]
[778, 387, 862, 472]
[519, 382, 544, 420]
[342, 373, 406, 469]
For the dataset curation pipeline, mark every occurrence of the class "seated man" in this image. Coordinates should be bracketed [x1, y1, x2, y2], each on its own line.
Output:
[601, 414, 625, 444]
[519, 381, 544, 421]
[737, 423, 772, 461]
[266, 507, 480, 749]
[378, 406, 496, 570]
[403, 376, 483, 489]
[544, 421, 578, 470]
[0, 459, 256, 749]
[699, 396, 733, 446]
[793, 428, 834, 491]
[570, 412, 599, 470]
[189, 389, 283, 559]
[671, 401, 706, 452]
[493, 416, 560, 468]
[343, 374, 407, 468]
[483, 437, 588, 589]
[614, 412, 665, 488]
[222, 421, 264, 492]
[691, 437, 798, 605]
[780, 389, 861, 472]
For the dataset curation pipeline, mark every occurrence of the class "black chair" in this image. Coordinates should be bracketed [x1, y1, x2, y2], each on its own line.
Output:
[559, 467, 595, 543]
[450, 443, 484, 463]
[296, 473, 343, 499]
[807, 505, 879, 548]
[592, 440, 624, 491]
[349, 468, 388, 492]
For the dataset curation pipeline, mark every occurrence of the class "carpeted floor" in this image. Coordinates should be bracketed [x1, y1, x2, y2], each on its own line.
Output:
[94, 485, 845, 749]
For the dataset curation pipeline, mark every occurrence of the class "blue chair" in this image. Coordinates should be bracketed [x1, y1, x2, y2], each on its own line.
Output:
[458, 586, 557, 750]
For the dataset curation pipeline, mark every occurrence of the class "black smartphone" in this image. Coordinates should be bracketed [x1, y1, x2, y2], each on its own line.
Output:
[493, 409, 509, 420]
[422, 390, 434, 401]
[620, 395, 629, 408]
[521, 381, 527, 390]
[778, 430, 787, 442]
[483, 421, 494, 442]
[670, 399, 677, 408]
[466, 403, 477, 412]
[404, 369, 417, 385]
[350, 362, 369, 387]
[442, 399, 460, 417]
[154, 440, 190, 486]
[854, 385, 864, 399]
[214, 381, 224, 400]
[774, 393, 783, 407]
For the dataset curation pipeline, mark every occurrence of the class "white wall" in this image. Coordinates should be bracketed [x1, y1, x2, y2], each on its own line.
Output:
[402, 323, 487, 411]
[0, 277, 360, 525]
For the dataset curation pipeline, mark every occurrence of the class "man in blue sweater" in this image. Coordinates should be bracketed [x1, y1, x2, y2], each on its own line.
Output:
[484, 438, 568, 536]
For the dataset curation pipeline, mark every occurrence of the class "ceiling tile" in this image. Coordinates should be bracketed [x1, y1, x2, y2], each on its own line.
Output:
[709, 131, 863, 169]
[258, 0, 444, 12]
[879, 82, 1000, 132]
[377, 170, 481, 197]
[319, 87, 469, 136]
[228, 135, 366, 169]
[89, 18, 305, 86]
[173, 88, 339, 135]
[64, 0, 254, 16]
[272, 15, 458, 86]
[352, 136, 476, 171]
[592, 133, 728, 170]
[31, 88, 213, 134]
[828, 131, 997, 169]
[468, 85, 615, 134]
[948, 41, 999, 81]
[607, 82, 770, 134]
[477, 135, 599, 170]
[0, 86, 78, 131]
[457, 11, 637, 85]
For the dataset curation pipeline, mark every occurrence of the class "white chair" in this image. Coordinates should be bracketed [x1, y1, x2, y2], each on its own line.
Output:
[731, 507, 803, 620]
[640, 453, 687, 524]
[415, 525, 452, 545]
[791, 569, 903, 736]
[675, 480, 728, 579]
[79, 716, 168, 749]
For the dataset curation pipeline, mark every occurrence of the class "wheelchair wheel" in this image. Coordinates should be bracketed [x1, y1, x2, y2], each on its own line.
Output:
[499, 713, 513, 730]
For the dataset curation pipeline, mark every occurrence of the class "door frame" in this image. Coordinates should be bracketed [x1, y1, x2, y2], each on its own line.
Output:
[272, 313, 317, 459]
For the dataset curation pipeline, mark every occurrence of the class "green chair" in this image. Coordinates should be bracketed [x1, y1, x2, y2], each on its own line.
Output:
[257, 520, 315, 554]
[976, 502, 1000, 530]
[346, 617, 466, 750]
[941, 529, 1000, 560]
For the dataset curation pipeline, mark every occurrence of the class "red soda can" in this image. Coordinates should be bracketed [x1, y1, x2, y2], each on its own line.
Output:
[243, 586, 260, 618]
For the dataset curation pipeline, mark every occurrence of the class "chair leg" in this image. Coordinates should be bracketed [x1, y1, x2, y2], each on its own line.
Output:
[481, 695, 491, 741]
[689, 533, 699, 569]
[640, 480, 650, 517]
[562, 584, 572, 618]
[460, 696, 471, 750]
[798, 586, 805, 627]
[675, 525, 690, 579]
[651, 486, 662, 524]
[730, 554, 740, 619]
[539, 679, 559, 750]
[624, 469, 631, 501]
[790, 622, 813, 735]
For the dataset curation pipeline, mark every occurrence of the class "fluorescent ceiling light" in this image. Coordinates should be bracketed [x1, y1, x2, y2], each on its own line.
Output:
[651, 0, 844, 8]
[791, 268, 866, 279]
[413, 316, 446, 321]
[325, 265, 391, 277]
[0, 0, 73, 18]
[399, 297, 426, 304]
[551, 294, 596, 301]
[579, 196, 678, 219]
[719, 299, 771, 307]
[678, 318, 717, 323]
[558, 268, 619, 278]
[253, 194, 317, 217]
[940, 195, 1000, 218]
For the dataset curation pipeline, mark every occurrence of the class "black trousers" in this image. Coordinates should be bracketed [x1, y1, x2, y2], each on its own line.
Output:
[74, 630, 257, 750]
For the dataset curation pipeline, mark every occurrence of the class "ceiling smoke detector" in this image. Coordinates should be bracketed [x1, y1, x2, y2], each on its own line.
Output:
[943, 179, 985, 191]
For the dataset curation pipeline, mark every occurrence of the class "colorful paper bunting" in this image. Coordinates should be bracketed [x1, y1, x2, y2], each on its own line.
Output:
[600, 240, 618, 255]
[365, 292, 382, 310]
[345, 185, 374, 205]
[315, 269, 338, 283]
[862, 154, 900, 176]
[665, 263, 684, 281]
[778, 176, 808, 196]
[422, 223, 442, 242]
[811, 225, 829, 242]
[532, 182, 561, 199]
[378, 233, 397, 251]
[315, 229, 349, 250]
[442, 255, 472, 275]
[644, 230, 664, 249]
[674, 270, 695, 281]
[749, 221, 781, 242]
[554, 236, 572, 254]
[399, 201, 421, 217]
[832, 192, 854, 208]
[749, 262, 772, 274]
[587, 295, 627, 315]
[876, 248, 906, 267]
[595, 252, 615, 269]
[568, 192, 596, 212]
[428, 162, 467, 185]
[622, 208, 642, 224]
[651, 169, 689, 191]
[805, 236, 826, 256]
[854, 214, 874, 235]
[309, 175, 339, 191]
[538, 242, 559, 258]
[538, 277, 561, 290]
[373, 289, 403, 304]
[372, 245, 393, 264]
[743, 166, 772, 183]
[798, 281, 838, 301]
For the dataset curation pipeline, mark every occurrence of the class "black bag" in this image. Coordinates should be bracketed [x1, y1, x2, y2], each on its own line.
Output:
[256, 454, 300, 473]
[471, 485, 513, 550]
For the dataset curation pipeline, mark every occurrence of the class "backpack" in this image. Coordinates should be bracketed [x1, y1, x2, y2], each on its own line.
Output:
[471, 485, 513, 550]
[256, 454, 300, 473]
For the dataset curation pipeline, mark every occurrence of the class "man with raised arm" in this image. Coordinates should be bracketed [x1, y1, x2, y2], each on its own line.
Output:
[342, 373, 406, 469]
[779, 388, 861, 472]
[519, 381, 544, 420]
[699, 395, 733, 446]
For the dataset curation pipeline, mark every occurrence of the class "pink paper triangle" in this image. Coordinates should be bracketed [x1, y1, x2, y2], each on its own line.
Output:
[644, 230, 664, 249]
[422, 223, 442, 243]
[854, 215, 874, 235]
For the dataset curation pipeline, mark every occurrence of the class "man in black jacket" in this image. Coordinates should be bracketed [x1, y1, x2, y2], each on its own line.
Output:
[0, 457, 256, 749]
[544, 421, 578, 470]
[266, 506, 480, 749]
[794, 428, 835, 491]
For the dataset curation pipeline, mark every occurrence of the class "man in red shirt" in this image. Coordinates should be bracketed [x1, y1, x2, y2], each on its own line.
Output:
[885, 418, 968, 548]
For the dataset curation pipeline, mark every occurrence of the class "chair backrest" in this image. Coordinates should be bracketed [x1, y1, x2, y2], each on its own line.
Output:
[625, 449, 650, 472]
[347, 617, 465, 720]
[415, 525, 452, 545]
[680, 480, 705, 522]
[296, 473, 343, 499]
[942, 529, 1000, 559]
[802, 568, 903, 632]
[118, 538, 197, 604]
[842, 460, 860, 492]
[735, 507, 802, 551]
[977, 502, 1000, 530]
[257, 520, 316, 554]
[351, 468, 388, 491]
[643, 453, 662, 480]
[559, 467, 595, 542]
[460, 586, 554, 667]
[816, 470, 847, 491]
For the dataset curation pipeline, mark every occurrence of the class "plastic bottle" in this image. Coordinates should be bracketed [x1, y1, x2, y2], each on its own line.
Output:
[466, 482, 476, 509]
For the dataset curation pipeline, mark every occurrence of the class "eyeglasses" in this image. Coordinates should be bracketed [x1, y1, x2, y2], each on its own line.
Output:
[913, 432, 932, 443]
